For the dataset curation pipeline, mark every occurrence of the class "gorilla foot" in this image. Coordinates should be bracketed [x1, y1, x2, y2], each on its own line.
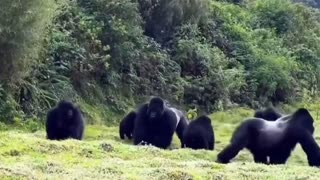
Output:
[216, 157, 230, 164]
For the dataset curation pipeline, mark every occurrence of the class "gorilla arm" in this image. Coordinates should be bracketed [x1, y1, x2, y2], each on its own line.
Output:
[133, 104, 152, 145]
[46, 109, 58, 140]
[217, 119, 260, 163]
[209, 132, 215, 150]
[176, 116, 188, 148]
[151, 110, 178, 149]
[69, 108, 84, 140]
[294, 128, 320, 166]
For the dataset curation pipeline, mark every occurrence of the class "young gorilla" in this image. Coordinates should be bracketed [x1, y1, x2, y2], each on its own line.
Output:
[119, 111, 136, 140]
[133, 97, 188, 149]
[46, 100, 85, 140]
[217, 108, 320, 167]
[254, 107, 282, 121]
[183, 115, 214, 150]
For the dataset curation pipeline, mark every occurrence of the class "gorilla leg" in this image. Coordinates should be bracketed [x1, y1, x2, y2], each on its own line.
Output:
[269, 141, 295, 164]
[250, 149, 268, 164]
[269, 151, 292, 165]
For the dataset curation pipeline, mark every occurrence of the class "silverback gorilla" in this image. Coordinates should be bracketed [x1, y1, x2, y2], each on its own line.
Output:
[217, 108, 320, 166]
[183, 115, 214, 150]
[254, 107, 282, 121]
[133, 97, 188, 149]
[46, 100, 85, 140]
[119, 111, 136, 140]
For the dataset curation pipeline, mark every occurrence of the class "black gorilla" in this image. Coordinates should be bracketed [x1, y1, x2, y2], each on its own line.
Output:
[217, 108, 320, 167]
[254, 107, 282, 121]
[133, 97, 188, 149]
[119, 111, 136, 140]
[46, 100, 85, 140]
[183, 115, 214, 150]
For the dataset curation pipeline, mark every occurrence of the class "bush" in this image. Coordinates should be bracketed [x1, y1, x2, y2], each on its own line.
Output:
[138, 0, 209, 43]
[171, 24, 245, 111]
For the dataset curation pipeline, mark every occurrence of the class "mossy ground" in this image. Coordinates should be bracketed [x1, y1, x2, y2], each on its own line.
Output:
[1, 102, 320, 179]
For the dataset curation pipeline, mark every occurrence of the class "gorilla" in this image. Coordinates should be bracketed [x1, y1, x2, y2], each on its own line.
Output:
[254, 107, 282, 121]
[119, 111, 136, 140]
[183, 115, 214, 150]
[133, 97, 188, 149]
[217, 108, 320, 167]
[46, 100, 85, 140]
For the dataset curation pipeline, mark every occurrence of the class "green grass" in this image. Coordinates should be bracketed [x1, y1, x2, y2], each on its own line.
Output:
[1, 103, 320, 179]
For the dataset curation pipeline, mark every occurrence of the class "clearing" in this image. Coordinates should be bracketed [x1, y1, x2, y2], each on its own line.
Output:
[1, 103, 320, 179]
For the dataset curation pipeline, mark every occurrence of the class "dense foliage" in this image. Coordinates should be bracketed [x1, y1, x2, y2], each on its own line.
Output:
[1, 0, 320, 124]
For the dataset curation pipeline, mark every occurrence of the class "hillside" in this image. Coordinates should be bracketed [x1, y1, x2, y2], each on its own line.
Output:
[1, 102, 320, 179]
[2, 0, 320, 179]
[2, 0, 320, 122]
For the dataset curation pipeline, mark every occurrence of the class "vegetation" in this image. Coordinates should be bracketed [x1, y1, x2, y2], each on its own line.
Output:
[294, 0, 320, 8]
[1, 0, 320, 122]
[0, 102, 319, 179]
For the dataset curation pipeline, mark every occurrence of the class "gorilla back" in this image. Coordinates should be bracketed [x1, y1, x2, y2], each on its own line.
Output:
[183, 115, 214, 150]
[254, 107, 282, 121]
[217, 108, 320, 167]
[46, 100, 85, 140]
[133, 97, 183, 149]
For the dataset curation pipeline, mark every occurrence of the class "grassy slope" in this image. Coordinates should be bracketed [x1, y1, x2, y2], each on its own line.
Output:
[1, 103, 320, 179]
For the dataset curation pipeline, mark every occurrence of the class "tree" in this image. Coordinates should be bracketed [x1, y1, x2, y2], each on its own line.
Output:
[0, 0, 55, 87]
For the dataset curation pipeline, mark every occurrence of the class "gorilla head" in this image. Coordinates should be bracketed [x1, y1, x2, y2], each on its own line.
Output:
[288, 108, 314, 134]
[55, 100, 78, 127]
[58, 100, 75, 117]
[147, 97, 165, 120]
